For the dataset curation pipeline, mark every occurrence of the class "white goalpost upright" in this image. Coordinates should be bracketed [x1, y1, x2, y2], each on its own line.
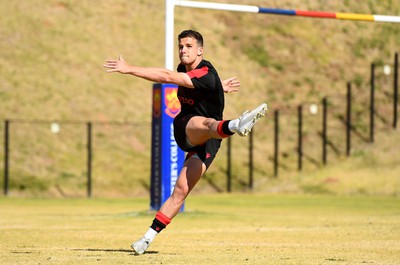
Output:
[165, 0, 175, 70]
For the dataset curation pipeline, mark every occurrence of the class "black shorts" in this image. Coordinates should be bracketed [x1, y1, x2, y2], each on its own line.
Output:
[173, 114, 221, 169]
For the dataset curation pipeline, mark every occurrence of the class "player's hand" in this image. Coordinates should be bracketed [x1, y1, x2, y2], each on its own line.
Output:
[103, 54, 130, 74]
[222, 77, 240, 93]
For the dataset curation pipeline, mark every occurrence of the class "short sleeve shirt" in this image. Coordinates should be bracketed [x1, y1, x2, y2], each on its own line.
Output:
[176, 59, 225, 120]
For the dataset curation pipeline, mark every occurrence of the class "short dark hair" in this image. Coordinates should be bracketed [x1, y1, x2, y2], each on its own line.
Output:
[178, 30, 203, 47]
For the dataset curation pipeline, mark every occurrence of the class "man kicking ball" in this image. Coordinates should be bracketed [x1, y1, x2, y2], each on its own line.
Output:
[104, 29, 267, 255]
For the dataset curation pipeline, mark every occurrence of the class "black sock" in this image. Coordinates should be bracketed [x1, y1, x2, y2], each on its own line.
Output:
[221, 120, 234, 136]
[150, 218, 166, 233]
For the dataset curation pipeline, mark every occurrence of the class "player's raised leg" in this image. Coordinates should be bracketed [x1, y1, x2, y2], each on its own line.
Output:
[185, 102, 268, 146]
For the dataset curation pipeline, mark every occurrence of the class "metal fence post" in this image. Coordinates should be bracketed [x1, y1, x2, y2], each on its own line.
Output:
[370, 63, 375, 143]
[274, 110, 279, 177]
[227, 137, 231, 192]
[298, 105, 303, 171]
[394, 52, 398, 129]
[87, 122, 92, 198]
[322, 98, 327, 165]
[346, 82, 352, 156]
[4, 120, 10, 196]
[248, 129, 253, 189]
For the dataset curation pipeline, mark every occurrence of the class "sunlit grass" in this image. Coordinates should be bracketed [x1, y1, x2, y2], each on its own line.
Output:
[0, 194, 399, 264]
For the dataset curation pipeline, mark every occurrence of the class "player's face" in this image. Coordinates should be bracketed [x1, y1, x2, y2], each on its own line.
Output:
[178, 37, 203, 66]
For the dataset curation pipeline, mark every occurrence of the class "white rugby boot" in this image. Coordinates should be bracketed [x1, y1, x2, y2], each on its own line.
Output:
[235, 103, 268, 136]
[131, 236, 151, 255]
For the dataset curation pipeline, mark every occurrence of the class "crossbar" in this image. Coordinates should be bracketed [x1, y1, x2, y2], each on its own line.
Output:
[166, 0, 400, 68]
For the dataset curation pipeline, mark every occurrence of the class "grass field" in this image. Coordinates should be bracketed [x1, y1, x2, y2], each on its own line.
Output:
[1, 194, 399, 265]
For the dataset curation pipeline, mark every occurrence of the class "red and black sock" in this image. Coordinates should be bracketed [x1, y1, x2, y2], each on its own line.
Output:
[150, 211, 171, 233]
[217, 120, 235, 138]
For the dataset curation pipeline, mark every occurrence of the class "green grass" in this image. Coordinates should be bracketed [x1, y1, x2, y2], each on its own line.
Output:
[1, 194, 399, 264]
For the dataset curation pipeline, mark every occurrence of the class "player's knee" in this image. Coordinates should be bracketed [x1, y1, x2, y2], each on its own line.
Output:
[203, 118, 217, 130]
[172, 183, 190, 201]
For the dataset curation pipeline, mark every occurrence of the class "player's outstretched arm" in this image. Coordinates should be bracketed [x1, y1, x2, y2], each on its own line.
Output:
[222, 77, 240, 93]
[103, 55, 193, 88]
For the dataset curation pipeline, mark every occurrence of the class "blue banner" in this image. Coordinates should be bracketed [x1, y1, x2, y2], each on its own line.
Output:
[150, 83, 185, 211]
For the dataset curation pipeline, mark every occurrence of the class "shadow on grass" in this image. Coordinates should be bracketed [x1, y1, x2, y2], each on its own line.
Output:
[72, 248, 159, 255]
